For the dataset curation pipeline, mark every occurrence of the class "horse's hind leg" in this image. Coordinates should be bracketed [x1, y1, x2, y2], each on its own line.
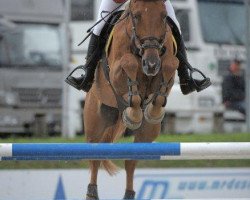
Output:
[86, 162, 101, 200]
[124, 160, 137, 199]
[86, 121, 125, 200]
[84, 92, 107, 200]
[84, 91, 123, 199]
[123, 122, 161, 199]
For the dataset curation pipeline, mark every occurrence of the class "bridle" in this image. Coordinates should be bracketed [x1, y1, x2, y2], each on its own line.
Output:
[127, 0, 167, 57]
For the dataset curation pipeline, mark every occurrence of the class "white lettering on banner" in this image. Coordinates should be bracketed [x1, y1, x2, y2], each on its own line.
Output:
[0, 168, 249, 200]
[134, 169, 250, 199]
[178, 179, 250, 191]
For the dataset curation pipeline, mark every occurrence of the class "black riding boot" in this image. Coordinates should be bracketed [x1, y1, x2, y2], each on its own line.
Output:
[65, 33, 101, 92]
[170, 19, 211, 95]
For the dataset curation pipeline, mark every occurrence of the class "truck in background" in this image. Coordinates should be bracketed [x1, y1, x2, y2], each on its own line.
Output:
[0, 0, 69, 136]
[162, 0, 246, 134]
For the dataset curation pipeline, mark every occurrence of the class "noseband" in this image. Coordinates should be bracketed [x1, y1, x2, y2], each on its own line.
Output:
[127, 4, 167, 57]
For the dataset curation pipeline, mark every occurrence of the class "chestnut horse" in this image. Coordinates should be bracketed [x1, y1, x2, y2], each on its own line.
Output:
[84, 0, 179, 199]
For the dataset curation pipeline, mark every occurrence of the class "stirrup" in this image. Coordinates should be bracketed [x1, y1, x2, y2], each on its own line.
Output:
[67, 65, 86, 77]
[189, 67, 211, 92]
[177, 51, 211, 92]
[65, 65, 91, 91]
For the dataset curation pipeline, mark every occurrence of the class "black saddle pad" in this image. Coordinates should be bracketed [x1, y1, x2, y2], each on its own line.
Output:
[99, 10, 124, 49]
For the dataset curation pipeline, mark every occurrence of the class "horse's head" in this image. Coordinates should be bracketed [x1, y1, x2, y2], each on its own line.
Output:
[128, 0, 168, 76]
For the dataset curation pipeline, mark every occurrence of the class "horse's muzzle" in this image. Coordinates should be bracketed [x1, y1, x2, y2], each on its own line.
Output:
[142, 55, 161, 76]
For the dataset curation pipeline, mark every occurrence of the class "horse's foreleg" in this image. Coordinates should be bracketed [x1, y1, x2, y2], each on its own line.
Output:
[144, 94, 166, 125]
[111, 54, 143, 130]
[122, 95, 143, 130]
[143, 83, 171, 124]
[144, 69, 175, 125]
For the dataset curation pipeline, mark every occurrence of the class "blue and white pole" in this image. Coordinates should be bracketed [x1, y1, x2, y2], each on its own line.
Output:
[0, 142, 250, 161]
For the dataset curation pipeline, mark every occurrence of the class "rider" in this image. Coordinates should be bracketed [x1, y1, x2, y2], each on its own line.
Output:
[65, 0, 211, 95]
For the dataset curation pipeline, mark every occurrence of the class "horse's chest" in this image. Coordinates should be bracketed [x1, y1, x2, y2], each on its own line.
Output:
[137, 75, 161, 99]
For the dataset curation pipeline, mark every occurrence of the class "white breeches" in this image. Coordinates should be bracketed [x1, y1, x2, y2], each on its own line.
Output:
[165, 0, 181, 32]
[93, 0, 181, 36]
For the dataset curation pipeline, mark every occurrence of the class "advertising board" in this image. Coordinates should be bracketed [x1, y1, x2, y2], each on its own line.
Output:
[0, 168, 249, 199]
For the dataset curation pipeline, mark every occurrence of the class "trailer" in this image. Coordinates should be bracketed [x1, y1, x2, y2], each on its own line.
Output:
[162, 0, 246, 133]
[0, 0, 70, 136]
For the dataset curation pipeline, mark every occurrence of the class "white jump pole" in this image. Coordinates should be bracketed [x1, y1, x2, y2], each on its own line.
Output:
[0, 142, 249, 161]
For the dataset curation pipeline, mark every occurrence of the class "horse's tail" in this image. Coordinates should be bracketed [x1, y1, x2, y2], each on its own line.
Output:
[101, 160, 119, 176]
[100, 122, 125, 176]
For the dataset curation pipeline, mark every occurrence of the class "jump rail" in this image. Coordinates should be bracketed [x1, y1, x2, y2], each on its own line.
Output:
[0, 142, 250, 161]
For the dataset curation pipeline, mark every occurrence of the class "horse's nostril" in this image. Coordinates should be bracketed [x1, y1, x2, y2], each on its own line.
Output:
[148, 61, 156, 68]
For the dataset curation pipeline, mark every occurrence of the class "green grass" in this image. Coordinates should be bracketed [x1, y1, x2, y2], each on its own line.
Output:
[0, 133, 250, 169]
[1, 132, 250, 143]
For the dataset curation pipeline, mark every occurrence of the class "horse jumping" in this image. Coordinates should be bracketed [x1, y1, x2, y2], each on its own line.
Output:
[84, 0, 179, 199]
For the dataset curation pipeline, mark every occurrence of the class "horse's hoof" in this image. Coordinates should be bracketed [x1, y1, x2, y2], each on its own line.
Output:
[123, 189, 136, 199]
[122, 109, 142, 130]
[86, 195, 98, 200]
[86, 184, 99, 200]
[144, 105, 165, 124]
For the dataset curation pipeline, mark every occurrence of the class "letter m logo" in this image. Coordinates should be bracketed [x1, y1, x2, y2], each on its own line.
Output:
[137, 180, 169, 199]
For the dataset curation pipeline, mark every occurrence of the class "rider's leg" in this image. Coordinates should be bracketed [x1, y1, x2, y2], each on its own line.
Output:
[65, 34, 100, 91]
[65, 0, 123, 92]
[165, 0, 211, 95]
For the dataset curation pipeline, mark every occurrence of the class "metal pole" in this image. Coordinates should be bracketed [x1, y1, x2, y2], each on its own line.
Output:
[62, 0, 71, 138]
[245, 0, 250, 132]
